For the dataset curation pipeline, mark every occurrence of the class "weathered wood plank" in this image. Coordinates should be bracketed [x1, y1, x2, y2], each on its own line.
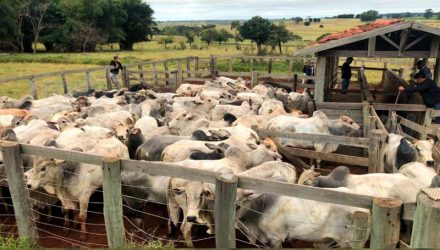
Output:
[351, 211, 370, 248]
[86, 71, 92, 90]
[285, 147, 369, 167]
[396, 115, 426, 135]
[102, 158, 125, 248]
[260, 129, 371, 148]
[368, 37, 376, 57]
[238, 176, 374, 209]
[0, 141, 37, 246]
[215, 173, 237, 248]
[315, 56, 326, 102]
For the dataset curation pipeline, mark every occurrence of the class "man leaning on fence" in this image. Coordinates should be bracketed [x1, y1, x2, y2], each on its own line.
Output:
[340, 57, 353, 94]
[399, 71, 440, 123]
[109, 55, 123, 89]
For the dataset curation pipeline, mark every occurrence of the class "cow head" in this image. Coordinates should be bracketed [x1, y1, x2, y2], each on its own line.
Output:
[168, 178, 214, 224]
[246, 143, 282, 168]
[297, 166, 320, 185]
[414, 139, 435, 167]
[168, 111, 209, 136]
[335, 116, 361, 136]
[113, 117, 134, 144]
[26, 158, 64, 195]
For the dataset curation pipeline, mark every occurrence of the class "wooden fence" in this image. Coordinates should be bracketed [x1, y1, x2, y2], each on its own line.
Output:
[0, 128, 432, 248]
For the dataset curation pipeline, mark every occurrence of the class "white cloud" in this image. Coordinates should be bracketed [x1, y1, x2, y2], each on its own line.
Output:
[145, 0, 440, 21]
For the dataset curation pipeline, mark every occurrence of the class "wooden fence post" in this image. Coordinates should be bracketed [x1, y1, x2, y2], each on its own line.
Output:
[371, 197, 402, 249]
[121, 66, 129, 88]
[398, 68, 404, 79]
[102, 157, 125, 248]
[152, 62, 158, 86]
[251, 71, 258, 89]
[215, 173, 237, 248]
[421, 108, 433, 140]
[368, 135, 380, 173]
[176, 60, 183, 86]
[61, 74, 68, 94]
[250, 58, 254, 72]
[186, 57, 191, 78]
[351, 211, 370, 248]
[0, 141, 37, 246]
[371, 130, 386, 173]
[85, 71, 92, 90]
[288, 59, 293, 74]
[195, 57, 200, 78]
[164, 60, 169, 86]
[268, 58, 273, 75]
[362, 102, 371, 138]
[411, 188, 440, 248]
[105, 69, 112, 90]
[293, 73, 298, 92]
[138, 64, 144, 83]
[29, 77, 37, 100]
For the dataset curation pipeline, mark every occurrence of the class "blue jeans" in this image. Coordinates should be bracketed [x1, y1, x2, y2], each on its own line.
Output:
[435, 103, 440, 124]
[341, 79, 350, 90]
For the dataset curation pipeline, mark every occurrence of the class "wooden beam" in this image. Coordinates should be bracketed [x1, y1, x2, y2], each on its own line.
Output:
[434, 57, 440, 86]
[380, 34, 400, 50]
[399, 29, 410, 57]
[215, 174, 237, 248]
[320, 50, 431, 58]
[411, 22, 440, 36]
[315, 56, 326, 102]
[404, 34, 428, 51]
[368, 37, 376, 57]
[293, 21, 412, 56]
[430, 36, 440, 58]
[285, 147, 369, 167]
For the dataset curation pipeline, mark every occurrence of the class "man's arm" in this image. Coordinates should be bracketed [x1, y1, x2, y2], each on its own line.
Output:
[404, 82, 430, 93]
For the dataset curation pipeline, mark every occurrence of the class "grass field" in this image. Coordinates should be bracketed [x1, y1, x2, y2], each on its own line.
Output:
[0, 18, 439, 98]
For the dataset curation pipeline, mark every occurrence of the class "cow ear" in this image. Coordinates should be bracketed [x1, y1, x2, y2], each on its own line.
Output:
[242, 189, 254, 197]
[428, 138, 435, 145]
[126, 117, 134, 125]
[105, 131, 115, 138]
[247, 143, 258, 150]
[42, 185, 56, 195]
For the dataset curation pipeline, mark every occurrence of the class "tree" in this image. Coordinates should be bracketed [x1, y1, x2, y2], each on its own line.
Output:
[267, 23, 298, 54]
[201, 28, 217, 47]
[26, 0, 50, 54]
[292, 17, 303, 24]
[158, 36, 173, 49]
[185, 32, 195, 47]
[359, 10, 380, 22]
[424, 9, 434, 19]
[0, 0, 20, 51]
[119, 0, 156, 50]
[438, 12, 440, 20]
[230, 20, 240, 32]
[304, 21, 310, 26]
[239, 16, 271, 55]
[215, 29, 232, 45]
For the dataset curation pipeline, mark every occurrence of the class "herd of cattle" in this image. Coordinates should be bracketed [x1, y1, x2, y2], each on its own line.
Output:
[0, 76, 438, 248]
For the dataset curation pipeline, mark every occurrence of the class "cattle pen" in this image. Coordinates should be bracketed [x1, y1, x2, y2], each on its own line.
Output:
[1, 48, 440, 247]
[0, 136, 437, 249]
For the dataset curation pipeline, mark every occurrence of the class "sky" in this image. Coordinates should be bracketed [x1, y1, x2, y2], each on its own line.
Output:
[146, 0, 440, 21]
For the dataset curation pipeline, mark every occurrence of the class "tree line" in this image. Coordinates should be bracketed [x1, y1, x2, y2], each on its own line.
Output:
[333, 9, 440, 21]
[0, 0, 156, 53]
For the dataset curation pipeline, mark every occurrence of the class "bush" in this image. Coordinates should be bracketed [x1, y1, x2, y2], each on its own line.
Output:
[319, 24, 324, 28]
[304, 21, 310, 26]
[179, 41, 187, 50]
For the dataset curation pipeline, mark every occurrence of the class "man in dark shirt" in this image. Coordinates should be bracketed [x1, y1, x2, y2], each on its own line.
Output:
[340, 57, 353, 94]
[109, 55, 123, 88]
[416, 60, 432, 80]
[399, 71, 440, 123]
[302, 60, 315, 85]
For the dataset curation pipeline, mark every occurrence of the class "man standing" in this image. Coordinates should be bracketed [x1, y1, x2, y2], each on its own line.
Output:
[399, 72, 440, 123]
[109, 55, 123, 89]
[340, 57, 353, 94]
[416, 60, 432, 79]
[302, 60, 315, 85]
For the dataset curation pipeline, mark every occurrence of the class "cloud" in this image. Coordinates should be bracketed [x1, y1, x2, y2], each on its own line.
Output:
[145, 0, 440, 21]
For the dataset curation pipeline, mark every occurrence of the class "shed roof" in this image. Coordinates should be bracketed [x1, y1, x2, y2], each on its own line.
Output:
[293, 20, 440, 57]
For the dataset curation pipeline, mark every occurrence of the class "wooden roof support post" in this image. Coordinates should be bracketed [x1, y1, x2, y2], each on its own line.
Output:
[314, 55, 326, 102]
[434, 57, 440, 86]
[367, 37, 376, 57]
[430, 36, 440, 58]
[398, 29, 410, 57]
